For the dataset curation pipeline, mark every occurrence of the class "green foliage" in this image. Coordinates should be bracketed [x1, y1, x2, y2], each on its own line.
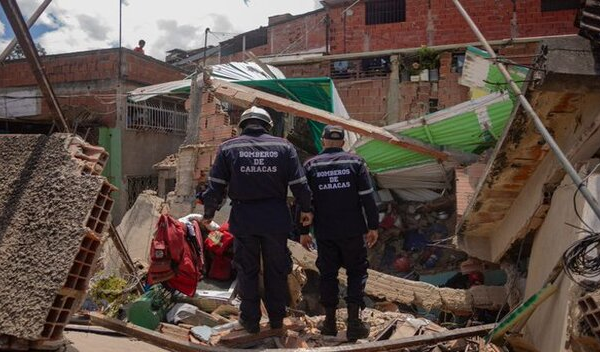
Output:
[417, 46, 440, 70]
[5, 43, 47, 61]
[404, 46, 440, 75]
[89, 275, 140, 318]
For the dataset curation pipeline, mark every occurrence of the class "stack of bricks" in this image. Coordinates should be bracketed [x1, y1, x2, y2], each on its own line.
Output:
[335, 78, 388, 126]
[197, 92, 237, 145]
[579, 290, 600, 340]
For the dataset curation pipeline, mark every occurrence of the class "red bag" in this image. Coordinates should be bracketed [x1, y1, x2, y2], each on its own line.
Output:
[147, 215, 201, 297]
[148, 219, 175, 283]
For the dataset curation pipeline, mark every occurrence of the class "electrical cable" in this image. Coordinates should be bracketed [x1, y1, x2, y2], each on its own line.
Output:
[562, 179, 600, 291]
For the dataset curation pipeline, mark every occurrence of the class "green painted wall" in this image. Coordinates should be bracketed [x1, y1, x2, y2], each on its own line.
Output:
[98, 127, 123, 217]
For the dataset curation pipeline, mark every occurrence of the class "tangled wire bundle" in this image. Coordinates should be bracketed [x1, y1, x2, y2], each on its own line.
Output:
[563, 232, 600, 291]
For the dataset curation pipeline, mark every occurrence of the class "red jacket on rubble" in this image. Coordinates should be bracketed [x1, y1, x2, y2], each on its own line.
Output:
[148, 215, 201, 296]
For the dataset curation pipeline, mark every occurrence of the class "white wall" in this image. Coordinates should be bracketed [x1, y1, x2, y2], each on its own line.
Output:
[524, 173, 600, 351]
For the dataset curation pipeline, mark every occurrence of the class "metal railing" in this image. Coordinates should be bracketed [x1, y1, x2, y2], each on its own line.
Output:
[330, 56, 391, 79]
[126, 101, 187, 134]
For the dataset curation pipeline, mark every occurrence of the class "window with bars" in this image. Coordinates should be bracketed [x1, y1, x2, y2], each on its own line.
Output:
[541, 0, 580, 12]
[366, 0, 406, 25]
[127, 176, 158, 209]
[330, 56, 391, 79]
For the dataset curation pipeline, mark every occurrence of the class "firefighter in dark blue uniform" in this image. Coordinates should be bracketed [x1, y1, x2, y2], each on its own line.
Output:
[200, 106, 313, 333]
[301, 125, 379, 341]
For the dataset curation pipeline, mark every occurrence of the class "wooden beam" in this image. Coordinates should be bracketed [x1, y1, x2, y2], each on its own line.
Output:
[0, 0, 52, 63]
[210, 79, 448, 160]
[89, 312, 209, 352]
[108, 223, 145, 294]
[0, 0, 69, 132]
[218, 318, 305, 348]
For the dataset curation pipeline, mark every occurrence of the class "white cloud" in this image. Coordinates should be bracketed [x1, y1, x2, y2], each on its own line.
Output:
[17, 0, 319, 60]
[0, 20, 4, 37]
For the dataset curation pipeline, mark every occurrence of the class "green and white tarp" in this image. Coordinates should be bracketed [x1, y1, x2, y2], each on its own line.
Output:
[353, 92, 513, 173]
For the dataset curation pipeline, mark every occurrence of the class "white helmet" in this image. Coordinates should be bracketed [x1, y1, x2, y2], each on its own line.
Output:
[239, 106, 273, 129]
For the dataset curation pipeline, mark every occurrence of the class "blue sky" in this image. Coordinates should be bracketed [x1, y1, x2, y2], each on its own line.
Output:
[0, 0, 321, 60]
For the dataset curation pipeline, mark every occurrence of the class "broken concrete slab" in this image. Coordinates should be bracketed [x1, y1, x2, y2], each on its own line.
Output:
[0, 134, 114, 341]
[288, 240, 507, 314]
[104, 191, 164, 274]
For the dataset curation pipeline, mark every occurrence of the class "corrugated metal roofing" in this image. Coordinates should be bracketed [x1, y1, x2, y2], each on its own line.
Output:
[354, 92, 513, 173]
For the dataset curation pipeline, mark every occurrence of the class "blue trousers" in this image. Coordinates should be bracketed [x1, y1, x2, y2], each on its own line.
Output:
[316, 236, 368, 308]
[233, 233, 291, 323]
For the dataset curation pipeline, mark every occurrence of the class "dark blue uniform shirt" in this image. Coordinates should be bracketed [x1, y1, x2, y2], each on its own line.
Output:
[202, 126, 312, 235]
[303, 147, 379, 239]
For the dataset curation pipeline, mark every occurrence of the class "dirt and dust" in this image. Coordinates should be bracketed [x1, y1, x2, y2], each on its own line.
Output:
[0, 134, 105, 340]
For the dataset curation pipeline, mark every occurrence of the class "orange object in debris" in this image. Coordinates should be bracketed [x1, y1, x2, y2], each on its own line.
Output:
[393, 256, 412, 273]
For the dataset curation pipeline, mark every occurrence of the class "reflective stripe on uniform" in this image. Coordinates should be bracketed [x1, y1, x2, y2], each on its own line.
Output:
[288, 176, 307, 186]
[208, 176, 228, 185]
[306, 159, 362, 171]
[221, 141, 290, 151]
[358, 188, 374, 196]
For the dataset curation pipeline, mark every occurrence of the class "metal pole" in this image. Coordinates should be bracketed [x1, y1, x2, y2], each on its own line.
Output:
[451, 0, 600, 220]
[118, 0, 122, 79]
[203, 27, 210, 67]
[0, 0, 52, 63]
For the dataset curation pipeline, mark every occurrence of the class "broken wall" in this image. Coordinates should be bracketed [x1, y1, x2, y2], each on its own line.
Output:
[0, 134, 113, 342]
[523, 173, 600, 352]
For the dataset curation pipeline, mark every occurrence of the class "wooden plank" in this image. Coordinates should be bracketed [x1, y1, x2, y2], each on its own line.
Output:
[159, 323, 190, 342]
[108, 223, 144, 294]
[219, 318, 305, 348]
[88, 312, 212, 352]
[319, 324, 495, 352]
[210, 79, 448, 160]
[374, 319, 399, 341]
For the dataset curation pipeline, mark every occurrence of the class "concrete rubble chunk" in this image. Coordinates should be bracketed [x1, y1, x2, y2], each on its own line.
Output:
[288, 240, 507, 314]
[103, 191, 164, 274]
[0, 134, 112, 341]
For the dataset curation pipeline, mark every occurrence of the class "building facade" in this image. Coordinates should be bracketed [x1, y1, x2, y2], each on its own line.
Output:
[212, 0, 579, 126]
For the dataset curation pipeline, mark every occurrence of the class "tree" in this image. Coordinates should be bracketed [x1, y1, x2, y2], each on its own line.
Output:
[5, 43, 47, 61]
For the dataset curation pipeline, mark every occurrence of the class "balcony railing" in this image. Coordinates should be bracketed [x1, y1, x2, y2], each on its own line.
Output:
[126, 101, 187, 134]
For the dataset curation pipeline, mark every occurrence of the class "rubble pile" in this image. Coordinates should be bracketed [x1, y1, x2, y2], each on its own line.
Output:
[369, 196, 467, 279]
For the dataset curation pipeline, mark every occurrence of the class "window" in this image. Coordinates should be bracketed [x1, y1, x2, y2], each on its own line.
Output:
[541, 0, 580, 12]
[330, 56, 391, 79]
[429, 99, 439, 113]
[451, 53, 466, 74]
[366, 0, 406, 25]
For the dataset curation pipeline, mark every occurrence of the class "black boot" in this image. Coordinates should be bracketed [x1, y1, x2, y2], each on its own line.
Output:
[318, 307, 338, 336]
[239, 317, 260, 334]
[346, 304, 369, 341]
